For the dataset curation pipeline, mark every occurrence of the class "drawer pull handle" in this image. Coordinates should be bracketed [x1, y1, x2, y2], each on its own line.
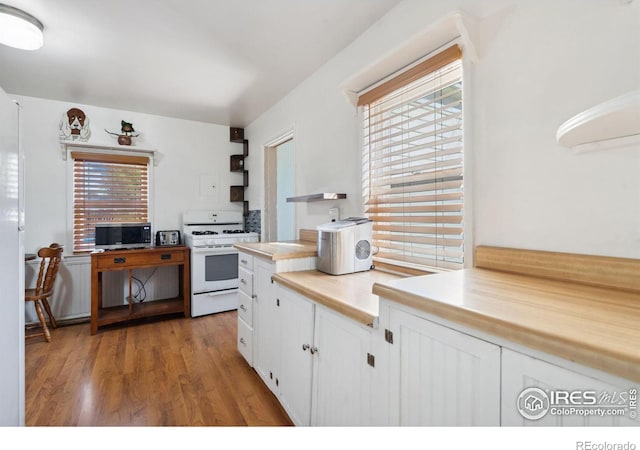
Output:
[114, 257, 126, 264]
[240, 337, 246, 345]
[240, 304, 247, 311]
[302, 344, 310, 352]
[241, 259, 248, 264]
[310, 346, 318, 355]
[240, 278, 247, 285]
[161, 254, 172, 260]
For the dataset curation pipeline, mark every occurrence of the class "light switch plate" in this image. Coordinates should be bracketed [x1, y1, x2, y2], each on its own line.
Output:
[329, 207, 339, 222]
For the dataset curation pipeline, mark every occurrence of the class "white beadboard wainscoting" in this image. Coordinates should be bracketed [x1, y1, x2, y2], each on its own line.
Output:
[25, 256, 179, 324]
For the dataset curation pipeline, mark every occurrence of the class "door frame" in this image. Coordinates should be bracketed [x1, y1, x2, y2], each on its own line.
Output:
[264, 130, 294, 242]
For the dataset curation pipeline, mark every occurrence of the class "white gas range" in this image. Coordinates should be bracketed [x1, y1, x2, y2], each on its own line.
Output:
[183, 210, 259, 317]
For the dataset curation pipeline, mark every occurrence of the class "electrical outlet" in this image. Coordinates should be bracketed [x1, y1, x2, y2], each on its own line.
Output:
[329, 207, 339, 222]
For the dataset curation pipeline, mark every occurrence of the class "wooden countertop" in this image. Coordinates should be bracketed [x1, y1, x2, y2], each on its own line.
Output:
[272, 269, 402, 327]
[234, 240, 317, 261]
[372, 268, 640, 382]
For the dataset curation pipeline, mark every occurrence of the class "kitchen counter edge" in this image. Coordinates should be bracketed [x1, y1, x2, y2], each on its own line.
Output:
[372, 268, 640, 383]
[234, 240, 317, 261]
[272, 269, 402, 327]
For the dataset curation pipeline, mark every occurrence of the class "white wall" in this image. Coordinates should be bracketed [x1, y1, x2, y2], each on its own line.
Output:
[245, 0, 640, 259]
[13, 95, 244, 254]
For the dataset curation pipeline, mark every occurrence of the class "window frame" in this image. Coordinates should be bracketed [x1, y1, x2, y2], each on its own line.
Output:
[358, 40, 473, 274]
[66, 147, 155, 255]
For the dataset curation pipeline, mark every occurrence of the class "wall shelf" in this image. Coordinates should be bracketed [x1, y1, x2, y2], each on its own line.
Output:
[230, 154, 244, 172]
[229, 127, 249, 215]
[230, 185, 245, 202]
[556, 90, 640, 152]
[230, 127, 244, 143]
[286, 193, 347, 203]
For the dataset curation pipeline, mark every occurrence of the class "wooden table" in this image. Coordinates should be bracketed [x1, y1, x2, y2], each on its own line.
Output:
[90, 246, 190, 334]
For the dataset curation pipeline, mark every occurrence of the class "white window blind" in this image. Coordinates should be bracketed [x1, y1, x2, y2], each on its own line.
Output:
[71, 152, 149, 253]
[361, 45, 464, 272]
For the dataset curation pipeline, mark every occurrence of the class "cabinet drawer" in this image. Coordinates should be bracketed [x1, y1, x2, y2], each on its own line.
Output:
[238, 290, 253, 325]
[238, 252, 254, 271]
[238, 266, 253, 296]
[95, 249, 186, 270]
[238, 317, 253, 366]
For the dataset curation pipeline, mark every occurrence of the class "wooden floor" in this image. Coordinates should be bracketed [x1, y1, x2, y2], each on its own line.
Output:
[25, 311, 293, 426]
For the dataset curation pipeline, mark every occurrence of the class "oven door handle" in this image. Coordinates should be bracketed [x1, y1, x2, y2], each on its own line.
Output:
[203, 289, 238, 297]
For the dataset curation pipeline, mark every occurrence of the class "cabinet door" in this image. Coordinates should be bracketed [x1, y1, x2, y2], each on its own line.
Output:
[277, 285, 315, 426]
[238, 251, 253, 272]
[388, 308, 501, 426]
[253, 259, 279, 393]
[237, 315, 253, 366]
[502, 348, 639, 426]
[312, 306, 373, 426]
[237, 290, 253, 326]
[238, 266, 253, 297]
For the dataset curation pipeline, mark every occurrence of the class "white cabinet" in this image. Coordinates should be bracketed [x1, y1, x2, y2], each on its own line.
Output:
[312, 305, 373, 426]
[502, 348, 639, 427]
[256, 280, 375, 426]
[250, 255, 316, 412]
[254, 278, 315, 425]
[377, 302, 501, 426]
[236, 251, 256, 366]
[277, 285, 315, 426]
[247, 265, 639, 427]
[238, 252, 254, 271]
[237, 312, 253, 364]
[253, 257, 279, 391]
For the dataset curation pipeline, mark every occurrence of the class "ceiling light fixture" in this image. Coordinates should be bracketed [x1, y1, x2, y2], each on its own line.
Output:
[0, 3, 44, 50]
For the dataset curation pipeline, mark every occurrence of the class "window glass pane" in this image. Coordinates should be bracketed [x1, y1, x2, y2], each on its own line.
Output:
[362, 51, 463, 272]
[72, 154, 149, 253]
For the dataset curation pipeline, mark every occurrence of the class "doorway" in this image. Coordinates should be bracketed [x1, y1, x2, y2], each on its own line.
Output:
[264, 133, 295, 242]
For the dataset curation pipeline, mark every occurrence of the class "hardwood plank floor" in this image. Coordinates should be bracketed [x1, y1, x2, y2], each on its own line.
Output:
[25, 311, 293, 426]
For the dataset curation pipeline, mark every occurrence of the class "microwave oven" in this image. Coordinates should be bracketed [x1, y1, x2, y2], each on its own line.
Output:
[95, 222, 152, 250]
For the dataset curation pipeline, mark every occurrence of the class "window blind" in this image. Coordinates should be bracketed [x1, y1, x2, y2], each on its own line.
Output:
[71, 152, 149, 253]
[361, 45, 463, 271]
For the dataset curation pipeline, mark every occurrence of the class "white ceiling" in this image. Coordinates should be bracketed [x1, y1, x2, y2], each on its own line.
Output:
[0, 0, 402, 126]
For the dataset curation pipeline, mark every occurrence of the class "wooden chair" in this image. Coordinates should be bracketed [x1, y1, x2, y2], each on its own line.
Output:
[25, 243, 63, 342]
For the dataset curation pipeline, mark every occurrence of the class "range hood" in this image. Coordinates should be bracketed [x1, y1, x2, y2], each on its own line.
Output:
[286, 193, 347, 203]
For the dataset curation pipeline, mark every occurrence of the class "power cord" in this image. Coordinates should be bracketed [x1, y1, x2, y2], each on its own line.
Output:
[131, 267, 158, 303]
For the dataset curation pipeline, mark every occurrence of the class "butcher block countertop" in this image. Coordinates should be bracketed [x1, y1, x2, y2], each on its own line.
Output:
[234, 240, 317, 261]
[236, 240, 640, 382]
[373, 247, 640, 383]
[272, 269, 402, 327]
